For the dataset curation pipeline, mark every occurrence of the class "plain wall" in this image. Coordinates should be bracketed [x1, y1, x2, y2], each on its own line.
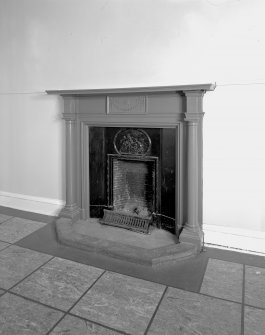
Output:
[1, 0, 265, 232]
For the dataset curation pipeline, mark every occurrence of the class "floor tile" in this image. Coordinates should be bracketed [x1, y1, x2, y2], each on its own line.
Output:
[0, 245, 52, 289]
[0, 241, 10, 251]
[0, 217, 47, 243]
[0, 292, 63, 335]
[0, 214, 12, 224]
[12, 257, 104, 311]
[50, 315, 122, 335]
[200, 258, 243, 302]
[71, 271, 165, 335]
[244, 306, 265, 335]
[147, 287, 241, 335]
[245, 266, 265, 309]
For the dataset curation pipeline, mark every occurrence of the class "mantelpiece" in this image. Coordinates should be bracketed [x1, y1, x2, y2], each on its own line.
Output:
[47, 84, 215, 264]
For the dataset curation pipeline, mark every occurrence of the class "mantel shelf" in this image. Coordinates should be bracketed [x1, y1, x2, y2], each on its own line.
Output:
[46, 83, 216, 96]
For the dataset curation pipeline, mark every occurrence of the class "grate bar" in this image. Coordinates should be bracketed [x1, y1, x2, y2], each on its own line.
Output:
[100, 209, 151, 234]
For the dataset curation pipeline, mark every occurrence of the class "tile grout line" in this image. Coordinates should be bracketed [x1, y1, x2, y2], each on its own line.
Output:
[0, 247, 247, 312]
[1, 217, 263, 334]
[144, 286, 168, 335]
[6, 255, 55, 292]
[7, 291, 65, 314]
[2, 269, 129, 334]
[244, 303, 265, 312]
[198, 292, 242, 306]
[0, 222, 48, 245]
[0, 216, 14, 225]
[46, 269, 108, 335]
[67, 313, 130, 335]
[0, 243, 13, 252]
[241, 264, 245, 335]
[0, 238, 15, 244]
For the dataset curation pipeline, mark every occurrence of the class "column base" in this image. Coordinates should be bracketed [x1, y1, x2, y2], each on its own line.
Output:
[60, 204, 80, 222]
[179, 225, 203, 253]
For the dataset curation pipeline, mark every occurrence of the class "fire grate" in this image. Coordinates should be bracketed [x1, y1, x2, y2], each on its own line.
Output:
[100, 209, 151, 234]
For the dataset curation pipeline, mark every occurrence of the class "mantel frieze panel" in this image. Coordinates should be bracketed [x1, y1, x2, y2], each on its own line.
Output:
[107, 95, 146, 115]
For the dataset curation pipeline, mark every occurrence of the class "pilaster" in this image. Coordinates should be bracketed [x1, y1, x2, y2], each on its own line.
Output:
[60, 97, 80, 221]
[180, 90, 205, 250]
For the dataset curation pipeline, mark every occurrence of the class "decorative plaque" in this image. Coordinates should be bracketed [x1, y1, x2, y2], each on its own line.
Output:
[107, 95, 146, 114]
[114, 129, 151, 156]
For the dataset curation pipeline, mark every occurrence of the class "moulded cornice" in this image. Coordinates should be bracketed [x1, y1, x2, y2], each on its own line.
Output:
[46, 83, 216, 96]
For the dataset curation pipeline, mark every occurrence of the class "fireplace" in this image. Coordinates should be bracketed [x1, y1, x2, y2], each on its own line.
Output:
[46, 84, 215, 264]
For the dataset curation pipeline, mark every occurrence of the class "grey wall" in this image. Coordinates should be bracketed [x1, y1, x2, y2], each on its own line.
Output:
[1, 0, 265, 234]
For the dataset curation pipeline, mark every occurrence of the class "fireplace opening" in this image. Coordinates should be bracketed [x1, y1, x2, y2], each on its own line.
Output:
[89, 127, 176, 234]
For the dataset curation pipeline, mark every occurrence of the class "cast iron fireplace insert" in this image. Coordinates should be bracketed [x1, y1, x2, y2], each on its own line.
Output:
[89, 127, 176, 233]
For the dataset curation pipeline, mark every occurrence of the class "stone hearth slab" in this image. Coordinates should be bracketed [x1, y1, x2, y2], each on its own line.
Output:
[56, 218, 198, 266]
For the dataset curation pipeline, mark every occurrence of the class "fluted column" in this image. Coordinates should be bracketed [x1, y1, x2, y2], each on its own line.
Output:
[60, 97, 80, 221]
[180, 90, 205, 248]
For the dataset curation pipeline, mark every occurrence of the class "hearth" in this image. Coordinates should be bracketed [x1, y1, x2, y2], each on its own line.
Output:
[47, 84, 215, 264]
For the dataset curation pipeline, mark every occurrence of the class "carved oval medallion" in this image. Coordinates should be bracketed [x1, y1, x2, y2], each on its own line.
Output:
[114, 129, 151, 156]
[108, 96, 146, 114]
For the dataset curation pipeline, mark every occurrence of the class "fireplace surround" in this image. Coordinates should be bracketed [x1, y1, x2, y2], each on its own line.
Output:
[47, 84, 215, 265]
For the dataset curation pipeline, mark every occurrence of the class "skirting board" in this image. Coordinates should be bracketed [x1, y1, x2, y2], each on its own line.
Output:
[0, 190, 265, 255]
[0, 191, 64, 216]
[204, 224, 265, 255]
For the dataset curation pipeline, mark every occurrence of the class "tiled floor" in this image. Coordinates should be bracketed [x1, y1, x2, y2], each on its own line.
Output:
[0, 214, 265, 334]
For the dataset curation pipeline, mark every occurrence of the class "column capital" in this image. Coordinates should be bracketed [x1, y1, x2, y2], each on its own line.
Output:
[62, 96, 77, 121]
[184, 112, 204, 124]
[62, 113, 77, 122]
[182, 89, 206, 98]
[183, 89, 205, 123]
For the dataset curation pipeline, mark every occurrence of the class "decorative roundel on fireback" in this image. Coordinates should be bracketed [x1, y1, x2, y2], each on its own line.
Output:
[114, 129, 151, 156]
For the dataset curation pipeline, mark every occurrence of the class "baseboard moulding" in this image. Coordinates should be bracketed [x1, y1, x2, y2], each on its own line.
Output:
[1, 196, 265, 256]
[0, 191, 64, 217]
[203, 224, 265, 255]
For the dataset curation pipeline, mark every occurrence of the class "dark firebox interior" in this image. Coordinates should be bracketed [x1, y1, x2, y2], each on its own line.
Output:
[89, 127, 176, 233]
